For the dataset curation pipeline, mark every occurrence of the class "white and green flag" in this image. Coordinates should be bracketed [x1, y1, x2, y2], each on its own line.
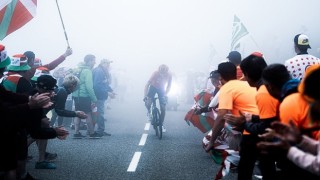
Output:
[231, 15, 249, 51]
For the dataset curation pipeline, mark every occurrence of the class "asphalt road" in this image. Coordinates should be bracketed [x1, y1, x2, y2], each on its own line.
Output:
[27, 98, 237, 180]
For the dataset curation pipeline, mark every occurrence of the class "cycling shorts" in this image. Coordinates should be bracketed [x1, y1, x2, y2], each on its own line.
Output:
[147, 85, 167, 106]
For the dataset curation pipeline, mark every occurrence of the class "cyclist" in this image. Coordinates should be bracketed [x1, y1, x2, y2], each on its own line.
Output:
[144, 64, 172, 132]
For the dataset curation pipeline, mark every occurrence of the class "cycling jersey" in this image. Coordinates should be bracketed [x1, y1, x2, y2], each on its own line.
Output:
[148, 70, 172, 92]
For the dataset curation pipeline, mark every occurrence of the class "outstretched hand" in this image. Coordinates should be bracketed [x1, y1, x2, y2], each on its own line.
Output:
[108, 92, 116, 99]
[54, 126, 69, 140]
[257, 121, 301, 155]
[76, 111, 87, 119]
[28, 93, 53, 109]
[204, 141, 214, 153]
[193, 106, 203, 115]
[271, 121, 302, 145]
[63, 47, 73, 57]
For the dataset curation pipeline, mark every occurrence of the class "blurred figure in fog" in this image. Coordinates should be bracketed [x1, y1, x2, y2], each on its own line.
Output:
[227, 51, 244, 80]
[93, 59, 115, 136]
[144, 64, 172, 132]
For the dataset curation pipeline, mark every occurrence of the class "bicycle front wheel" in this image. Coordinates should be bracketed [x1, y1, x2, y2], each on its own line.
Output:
[152, 108, 160, 137]
[158, 120, 162, 140]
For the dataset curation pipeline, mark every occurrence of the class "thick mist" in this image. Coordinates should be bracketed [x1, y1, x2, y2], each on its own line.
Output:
[2, 0, 320, 101]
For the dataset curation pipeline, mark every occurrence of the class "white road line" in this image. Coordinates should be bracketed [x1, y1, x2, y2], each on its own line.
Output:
[127, 152, 142, 172]
[144, 123, 150, 131]
[138, 133, 148, 146]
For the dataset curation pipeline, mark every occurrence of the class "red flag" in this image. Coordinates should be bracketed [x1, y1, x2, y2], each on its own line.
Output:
[0, 0, 37, 40]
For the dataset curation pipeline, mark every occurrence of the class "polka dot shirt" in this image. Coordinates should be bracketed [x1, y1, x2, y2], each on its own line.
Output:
[285, 54, 320, 80]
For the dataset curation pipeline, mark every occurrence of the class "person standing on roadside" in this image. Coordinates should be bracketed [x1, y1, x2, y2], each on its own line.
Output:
[72, 54, 100, 138]
[93, 59, 115, 137]
[285, 34, 320, 80]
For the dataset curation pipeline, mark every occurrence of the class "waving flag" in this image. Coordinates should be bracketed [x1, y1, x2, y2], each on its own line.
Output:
[184, 91, 216, 133]
[231, 15, 248, 51]
[0, 0, 37, 40]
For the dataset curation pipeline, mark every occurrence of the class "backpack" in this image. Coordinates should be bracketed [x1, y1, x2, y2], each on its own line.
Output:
[71, 67, 83, 80]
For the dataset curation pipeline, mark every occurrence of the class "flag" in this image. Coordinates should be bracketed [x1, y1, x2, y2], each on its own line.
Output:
[184, 91, 216, 133]
[0, 0, 37, 40]
[231, 15, 248, 51]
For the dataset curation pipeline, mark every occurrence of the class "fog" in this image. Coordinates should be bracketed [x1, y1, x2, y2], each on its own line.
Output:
[2, 0, 320, 98]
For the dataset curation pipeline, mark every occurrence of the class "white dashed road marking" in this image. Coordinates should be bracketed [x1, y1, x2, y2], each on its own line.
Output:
[127, 123, 150, 172]
[144, 123, 150, 131]
[138, 133, 148, 146]
[127, 152, 142, 172]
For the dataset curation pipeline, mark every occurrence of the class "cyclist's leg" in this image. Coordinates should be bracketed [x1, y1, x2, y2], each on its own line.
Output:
[157, 90, 167, 124]
[145, 86, 156, 114]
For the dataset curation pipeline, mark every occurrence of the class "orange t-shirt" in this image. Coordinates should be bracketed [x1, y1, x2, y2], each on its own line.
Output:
[280, 93, 319, 140]
[218, 80, 259, 135]
[256, 85, 279, 119]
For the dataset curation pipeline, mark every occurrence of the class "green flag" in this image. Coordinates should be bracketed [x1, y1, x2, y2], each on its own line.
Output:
[231, 15, 248, 50]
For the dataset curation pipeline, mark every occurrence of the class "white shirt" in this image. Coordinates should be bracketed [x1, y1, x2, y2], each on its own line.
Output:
[285, 54, 320, 80]
[287, 135, 320, 176]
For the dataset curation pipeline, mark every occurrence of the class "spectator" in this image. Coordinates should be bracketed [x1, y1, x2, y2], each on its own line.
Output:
[0, 48, 67, 179]
[51, 74, 87, 126]
[284, 34, 320, 80]
[224, 52, 279, 179]
[30, 75, 85, 169]
[258, 64, 320, 179]
[204, 62, 258, 154]
[23, 47, 72, 81]
[2, 54, 33, 94]
[227, 51, 244, 80]
[93, 59, 115, 136]
[262, 64, 319, 139]
[30, 66, 50, 88]
[72, 54, 100, 138]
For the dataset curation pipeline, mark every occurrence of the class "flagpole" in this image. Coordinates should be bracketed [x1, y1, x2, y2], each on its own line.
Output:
[249, 35, 261, 51]
[55, 0, 70, 48]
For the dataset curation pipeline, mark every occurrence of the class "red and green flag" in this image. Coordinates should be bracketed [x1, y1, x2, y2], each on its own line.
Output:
[0, 0, 37, 40]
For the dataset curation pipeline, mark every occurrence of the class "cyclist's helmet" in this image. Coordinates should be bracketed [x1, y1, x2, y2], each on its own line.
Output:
[158, 64, 169, 74]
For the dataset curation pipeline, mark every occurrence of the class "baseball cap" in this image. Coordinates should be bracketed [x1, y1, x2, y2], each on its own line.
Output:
[100, 59, 113, 64]
[227, 51, 241, 64]
[209, 70, 219, 79]
[294, 34, 311, 49]
[36, 75, 58, 90]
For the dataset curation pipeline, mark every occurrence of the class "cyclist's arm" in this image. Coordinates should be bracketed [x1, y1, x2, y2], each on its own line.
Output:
[165, 74, 172, 95]
[144, 72, 157, 97]
[144, 81, 151, 97]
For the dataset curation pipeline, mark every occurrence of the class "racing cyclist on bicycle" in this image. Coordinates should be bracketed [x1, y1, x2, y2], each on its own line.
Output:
[144, 64, 172, 132]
